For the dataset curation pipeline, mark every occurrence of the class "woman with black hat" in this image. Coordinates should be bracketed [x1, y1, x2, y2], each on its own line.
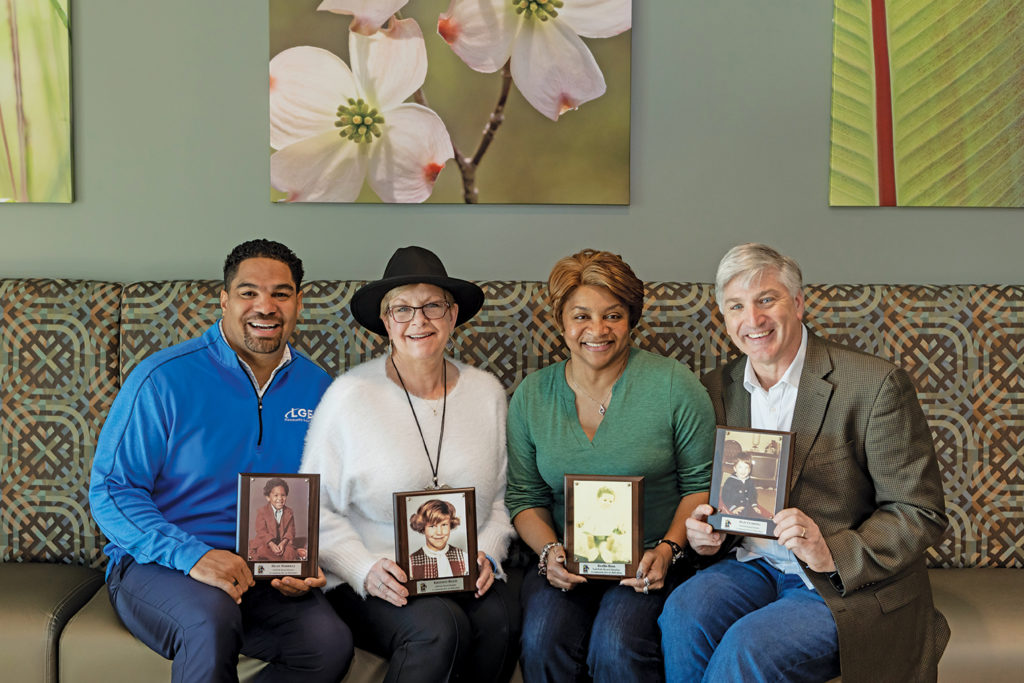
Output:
[301, 246, 520, 683]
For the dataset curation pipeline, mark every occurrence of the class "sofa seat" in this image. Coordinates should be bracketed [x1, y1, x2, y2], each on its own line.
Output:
[60, 586, 391, 683]
[0, 563, 104, 683]
[932, 568, 1021, 682]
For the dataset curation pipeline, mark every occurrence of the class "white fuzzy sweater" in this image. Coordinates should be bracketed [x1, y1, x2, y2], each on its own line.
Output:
[300, 356, 515, 595]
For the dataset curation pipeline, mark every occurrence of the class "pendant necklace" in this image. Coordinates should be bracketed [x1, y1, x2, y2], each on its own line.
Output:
[568, 358, 623, 416]
[392, 355, 447, 489]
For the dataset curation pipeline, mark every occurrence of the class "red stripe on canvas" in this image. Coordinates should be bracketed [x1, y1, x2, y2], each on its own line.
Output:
[871, 0, 897, 206]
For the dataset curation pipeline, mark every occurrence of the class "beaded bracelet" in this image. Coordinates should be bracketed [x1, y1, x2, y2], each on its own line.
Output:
[537, 541, 564, 576]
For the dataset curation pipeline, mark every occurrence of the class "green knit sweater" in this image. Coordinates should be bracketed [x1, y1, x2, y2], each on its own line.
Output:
[506, 348, 716, 547]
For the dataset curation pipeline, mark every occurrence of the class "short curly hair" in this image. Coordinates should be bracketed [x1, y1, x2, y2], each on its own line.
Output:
[547, 249, 645, 331]
[223, 239, 304, 291]
[263, 477, 289, 497]
[409, 499, 461, 534]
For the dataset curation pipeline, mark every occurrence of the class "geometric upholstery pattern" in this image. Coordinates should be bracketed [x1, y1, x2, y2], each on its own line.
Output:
[5, 279, 1021, 571]
[0, 279, 121, 567]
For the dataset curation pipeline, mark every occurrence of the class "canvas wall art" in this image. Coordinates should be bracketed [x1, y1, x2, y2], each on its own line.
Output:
[0, 0, 71, 203]
[269, 0, 631, 204]
[829, 0, 1024, 207]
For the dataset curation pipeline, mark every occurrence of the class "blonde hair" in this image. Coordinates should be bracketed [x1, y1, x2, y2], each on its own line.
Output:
[547, 249, 644, 331]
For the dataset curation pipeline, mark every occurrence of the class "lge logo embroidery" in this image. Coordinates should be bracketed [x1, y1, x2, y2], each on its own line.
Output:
[283, 407, 314, 422]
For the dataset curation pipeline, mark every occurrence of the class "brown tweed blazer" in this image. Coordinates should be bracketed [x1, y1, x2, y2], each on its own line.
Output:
[702, 333, 950, 683]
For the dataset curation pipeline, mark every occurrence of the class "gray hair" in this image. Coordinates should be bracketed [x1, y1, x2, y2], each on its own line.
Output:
[715, 243, 803, 312]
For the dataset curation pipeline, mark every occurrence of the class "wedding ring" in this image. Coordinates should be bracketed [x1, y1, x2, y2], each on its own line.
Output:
[643, 576, 650, 587]
[377, 581, 384, 592]
[643, 585, 649, 595]
[800, 527, 807, 539]
[232, 579, 239, 587]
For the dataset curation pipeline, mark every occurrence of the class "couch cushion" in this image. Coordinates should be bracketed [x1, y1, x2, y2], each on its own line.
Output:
[60, 587, 269, 682]
[0, 279, 121, 567]
[0, 563, 103, 683]
[931, 568, 1022, 682]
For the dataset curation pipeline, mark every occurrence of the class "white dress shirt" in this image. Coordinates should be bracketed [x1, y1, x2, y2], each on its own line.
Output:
[734, 326, 816, 588]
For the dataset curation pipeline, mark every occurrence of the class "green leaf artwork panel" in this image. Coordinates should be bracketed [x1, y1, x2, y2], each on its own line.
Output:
[829, 0, 1024, 207]
[0, 0, 72, 203]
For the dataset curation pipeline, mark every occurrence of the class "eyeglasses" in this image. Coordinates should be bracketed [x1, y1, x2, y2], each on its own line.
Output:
[387, 301, 451, 323]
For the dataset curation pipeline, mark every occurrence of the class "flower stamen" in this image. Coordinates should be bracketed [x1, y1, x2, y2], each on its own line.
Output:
[336, 98, 385, 143]
[512, 0, 563, 21]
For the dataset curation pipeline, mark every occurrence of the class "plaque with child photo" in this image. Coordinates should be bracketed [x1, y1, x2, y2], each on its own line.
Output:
[564, 475, 644, 579]
[237, 473, 319, 579]
[707, 427, 793, 538]
[393, 487, 479, 596]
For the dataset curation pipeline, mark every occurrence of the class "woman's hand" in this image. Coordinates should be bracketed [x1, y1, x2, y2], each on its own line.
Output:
[544, 546, 586, 591]
[475, 552, 494, 598]
[619, 544, 672, 593]
[364, 558, 409, 607]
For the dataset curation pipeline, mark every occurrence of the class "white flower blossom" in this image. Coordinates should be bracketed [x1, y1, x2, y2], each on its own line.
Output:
[270, 17, 453, 203]
[438, 0, 631, 121]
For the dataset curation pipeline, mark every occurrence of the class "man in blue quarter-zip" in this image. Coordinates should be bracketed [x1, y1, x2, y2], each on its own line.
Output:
[90, 240, 352, 682]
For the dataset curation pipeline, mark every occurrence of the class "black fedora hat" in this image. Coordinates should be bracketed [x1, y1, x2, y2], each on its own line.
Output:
[351, 246, 484, 336]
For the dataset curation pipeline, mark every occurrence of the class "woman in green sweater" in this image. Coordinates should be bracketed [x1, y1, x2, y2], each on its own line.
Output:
[506, 249, 716, 682]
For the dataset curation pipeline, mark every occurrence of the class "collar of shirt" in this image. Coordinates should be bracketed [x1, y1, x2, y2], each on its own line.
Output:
[273, 506, 284, 524]
[217, 321, 292, 397]
[742, 325, 808, 432]
[737, 325, 814, 588]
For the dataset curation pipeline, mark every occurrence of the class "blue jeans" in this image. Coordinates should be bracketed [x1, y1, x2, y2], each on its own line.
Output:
[519, 561, 690, 683]
[108, 556, 353, 683]
[659, 558, 840, 683]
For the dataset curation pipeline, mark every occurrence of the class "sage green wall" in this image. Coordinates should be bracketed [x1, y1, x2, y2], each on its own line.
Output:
[1, 1, 1019, 284]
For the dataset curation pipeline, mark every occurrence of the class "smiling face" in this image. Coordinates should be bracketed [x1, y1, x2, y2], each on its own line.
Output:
[561, 285, 631, 376]
[266, 485, 288, 510]
[219, 257, 302, 368]
[720, 268, 804, 389]
[382, 283, 457, 363]
[733, 459, 752, 480]
[424, 517, 452, 551]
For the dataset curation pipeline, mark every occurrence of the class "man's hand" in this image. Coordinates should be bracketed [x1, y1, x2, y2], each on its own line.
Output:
[685, 504, 725, 555]
[773, 508, 835, 573]
[189, 549, 254, 604]
[475, 552, 494, 598]
[272, 566, 327, 597]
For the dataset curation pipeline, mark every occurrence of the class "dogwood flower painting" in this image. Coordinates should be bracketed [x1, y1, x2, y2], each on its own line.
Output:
[270, 0, 631, 204]
[0, 0, 71, 203]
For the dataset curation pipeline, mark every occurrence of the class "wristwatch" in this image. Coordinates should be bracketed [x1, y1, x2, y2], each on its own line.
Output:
[655, 538, 686, 565]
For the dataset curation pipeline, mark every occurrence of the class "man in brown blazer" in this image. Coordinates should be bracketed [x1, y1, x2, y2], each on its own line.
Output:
[659, 243, 949, 682]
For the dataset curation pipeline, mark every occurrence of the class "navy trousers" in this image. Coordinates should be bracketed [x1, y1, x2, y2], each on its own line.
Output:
[108, 555, 353, 683]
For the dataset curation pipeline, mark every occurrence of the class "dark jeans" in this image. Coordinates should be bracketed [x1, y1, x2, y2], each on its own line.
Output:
[519, 560, 691, 683]
[326, 574, 522, 683]
[659, 558, 840, 682]
[108, 555, 353, 683]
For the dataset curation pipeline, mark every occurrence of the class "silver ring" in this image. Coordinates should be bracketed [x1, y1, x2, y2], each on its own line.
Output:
[561, 587, 568, 593]
[377, 581, 384, 591]
[643, 576, 650, 587]
[643, 585, 649, 595]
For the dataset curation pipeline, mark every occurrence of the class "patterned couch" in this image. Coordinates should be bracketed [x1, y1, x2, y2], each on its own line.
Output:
[2, 278, 1020, 681]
